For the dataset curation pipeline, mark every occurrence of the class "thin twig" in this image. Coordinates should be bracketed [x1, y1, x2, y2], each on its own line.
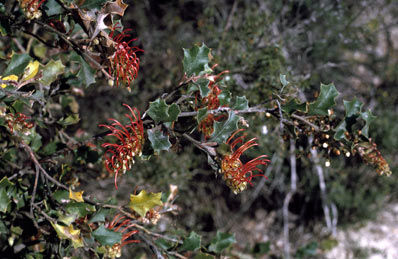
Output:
[291, 114, 320, 131]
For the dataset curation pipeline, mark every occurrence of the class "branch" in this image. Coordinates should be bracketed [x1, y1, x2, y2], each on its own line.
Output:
[178, 106, 276, 118]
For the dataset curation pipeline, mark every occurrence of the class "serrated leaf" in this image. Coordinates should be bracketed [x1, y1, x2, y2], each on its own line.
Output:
[344, 98, 363, 118]
[210, 111, 240, 143]
[43, 0, 63, 16]
[208, 231, 236, 253]
[179, 231, 201, 252]
[333, 120, 347, 141]
[308, 83, 339, 116]
[4, 54, 32, 76]
[51, 223, 84, 248]
[76, 56, 96, 87]
[39, 59, 65, 86]
[128, 190, 163, 217]
[218, 90, 231, 106]
[183, 43, 212, 76]
[196, 78, 210, 97]
[147, 128, 172, 153]
[196, 107, 208, 123]
[360, 110, 376, 139]
[92, 225, 122, 246]
[147, 98, 181, 124]
[69, 188, 84, 202]
[22, 60, 40, 81]
[282, 99, 307, 115]
[231, 96, 249, 110]
[89, 208, 110, 223]
[65, 201, 96, 218]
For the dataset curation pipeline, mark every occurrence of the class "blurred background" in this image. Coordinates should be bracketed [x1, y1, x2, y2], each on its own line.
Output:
[78, 0, 398, 257]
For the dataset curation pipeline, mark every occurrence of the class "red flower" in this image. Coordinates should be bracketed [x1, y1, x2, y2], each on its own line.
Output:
[220, 129, 270, 194]
[105, 214, 140, 258]
[99, 104, 144, 189]
[4, 112, 34, 134]
[109, 24, 143, 90]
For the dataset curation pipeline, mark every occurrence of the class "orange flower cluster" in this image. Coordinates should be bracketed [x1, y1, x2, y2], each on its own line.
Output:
[105, 214, 139, 258]
[3, 112, 34, 134]
[99, 104, 144, 189]
[221, 129, 270, 194]
[109, 24, 142, 90]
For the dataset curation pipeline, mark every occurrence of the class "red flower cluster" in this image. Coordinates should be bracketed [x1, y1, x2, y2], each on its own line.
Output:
[99, 104, 144, 189]
[109, 24, 143, 90]
[197, 67, 229, 139]
[105, 214, 139, 258]
[4, 112, 34, 134]
[220, 129, 270, 194]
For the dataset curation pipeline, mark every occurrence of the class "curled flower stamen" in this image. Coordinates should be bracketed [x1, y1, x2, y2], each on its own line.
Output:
[99, 104, 144, 189]
[108, 24, 143, 90]
[220, 130, 270, 194]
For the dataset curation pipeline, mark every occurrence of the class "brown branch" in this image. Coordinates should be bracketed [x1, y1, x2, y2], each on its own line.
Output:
[291, 114, 320, 131]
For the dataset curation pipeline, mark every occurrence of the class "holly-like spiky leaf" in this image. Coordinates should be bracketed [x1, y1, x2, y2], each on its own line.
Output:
[69, 188, 84, 202]
[196, 107, 208, 123]
[102, 0, 128, 16]
[147, 128, 172, 153]
[183, 43, 212, 76]
[128, 190, 163, 217]
[39, 59, 65, 86]
[51, 223, 84, 248]
[197, 78, 211, 97]
[208, 231, 236, 253]
[334, 120, 347, 141]
[280, 74, 289, 88]
[65, 202, 96, 218]
[92, 225, 122, 246]
[360, 110, 376, 139]
[76, 56, 96, 87]
[344, 98, 363, 118]
[210, 111, 240, 144]
[308, 83, 339, 116]
[179, 231, 201, 252]
[218, 89, 231, 106]
[147, 98, 181, 124]
[231, 96, 249, 111]
[282, 99, 307, 115]
[3, 54, 32, 76]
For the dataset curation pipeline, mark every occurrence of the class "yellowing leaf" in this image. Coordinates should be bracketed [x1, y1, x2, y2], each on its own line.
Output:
[0, 75, 18, 88]
[51, 222, 84, 248]
[22, 60, 40, 81]
[128, 190, 163, 217]
[69, 187, 84, 202]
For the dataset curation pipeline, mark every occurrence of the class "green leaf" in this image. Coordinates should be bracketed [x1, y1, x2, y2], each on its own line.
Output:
[53, 190, 69, 203]
[179, 231, 201, 252]
[39, 59, 65, 86]
[4, 54, 32, 76]
[196, 107, 208, 123]
[231, 96, 249, 111]
[43, 0, 63, 16]
[218, 89, 231, 106]
[92, 225, 122, 246]
[58, 114, 80, 126]
[194, 252, 215, 259]
[333, 120, 347, 141]
[360, 110, 376, 139]
[183, 43, 212, 76]
[41, 142, 57, 156]
[65, 201, 96, 218]
[79, 0, 108, 9]
[89, 208, 110, 223]
[76, 56, 96, 87]
[253, 242, 271, 255]
[344, 98, 363, 118]
[33, 44, 47, 60]
[147, 98, 180, 124]
[210, 111, 240, 143]
[282, 99, 307, 115]
[280, 74, 289, 88]
[196, 78, 210, 97]
[308, 83, 339, 116]
[155, 238, 175, 250]
[147, 128, 172, 153]
[0, 188, 10, 213]
[128, 190, 163, 218]
[208, 231, 236, 253]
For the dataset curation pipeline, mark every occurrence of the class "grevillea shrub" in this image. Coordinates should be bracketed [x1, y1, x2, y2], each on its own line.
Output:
[0, 0, 395, 258]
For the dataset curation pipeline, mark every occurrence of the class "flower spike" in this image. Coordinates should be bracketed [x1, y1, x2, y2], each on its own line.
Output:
[220, 129, 270, 194]
[99, 104, 145, 189]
